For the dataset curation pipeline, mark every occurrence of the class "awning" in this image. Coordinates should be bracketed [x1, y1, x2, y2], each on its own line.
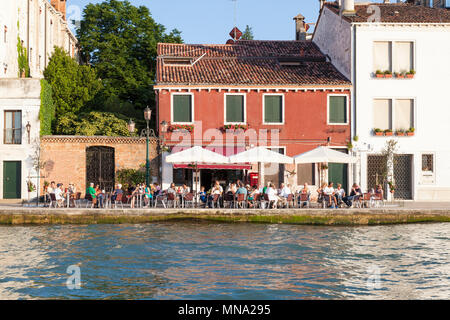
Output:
[173, 164, 252, 170]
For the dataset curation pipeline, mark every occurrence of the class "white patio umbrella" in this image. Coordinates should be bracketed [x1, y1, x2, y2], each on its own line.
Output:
[228, 147, 293, 187]
[293, 146, 356, 164]
[293, 146, 356, 186]
[228, 146, 293, 164]
[165, 146, 230, 194]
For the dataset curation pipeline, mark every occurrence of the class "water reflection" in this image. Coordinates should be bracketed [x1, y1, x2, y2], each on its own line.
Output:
[0, 222, 449, 299]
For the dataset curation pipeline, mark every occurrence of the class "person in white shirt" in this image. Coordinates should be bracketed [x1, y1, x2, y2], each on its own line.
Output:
[265, 183, 279, 208]
[334, 183, 345, 205]
[54, 183, 65, 207]
[279, 183, 292, 198]
[323, 182, 338, 208]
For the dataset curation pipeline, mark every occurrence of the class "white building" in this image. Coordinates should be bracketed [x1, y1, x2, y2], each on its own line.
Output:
[0, 0, 78, 78]
[313, 0, 450, 200]
[0, 0, 77, 200]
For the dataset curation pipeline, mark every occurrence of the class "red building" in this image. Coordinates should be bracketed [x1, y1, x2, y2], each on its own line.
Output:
[155, 40, 352, 191]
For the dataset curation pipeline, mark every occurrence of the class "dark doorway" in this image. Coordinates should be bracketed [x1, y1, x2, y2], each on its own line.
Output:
[200, 169, 244, 191]
[3, 161, 21, 199]
[328, 149, 349, 191]
[394, 154, 413, 200]
[86, 146, 115, 192]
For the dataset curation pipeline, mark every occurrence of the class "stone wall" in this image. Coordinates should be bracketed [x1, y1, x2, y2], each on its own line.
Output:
[40, 136, 159, 195]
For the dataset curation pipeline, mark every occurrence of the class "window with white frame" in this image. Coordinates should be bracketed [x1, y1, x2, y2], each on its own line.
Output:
[225, 94, 245, 124]
[328, 95, 348, 124]
[373, 41, 414, 73]
[172, 94, 193, 123]
[373, 99, 414, 131]
[263, 95, 283, 124]
[4, 110, 22, 144]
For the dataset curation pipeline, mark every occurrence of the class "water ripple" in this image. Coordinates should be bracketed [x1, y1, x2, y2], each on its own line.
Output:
[0, 222, 449, 299]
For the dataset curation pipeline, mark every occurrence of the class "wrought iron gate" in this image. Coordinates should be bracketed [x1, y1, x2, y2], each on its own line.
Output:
[367, 154, 412, 200]
[393, 155, 413, 200]
[367, 155, 386, 197]
[86, 146, 115, 192]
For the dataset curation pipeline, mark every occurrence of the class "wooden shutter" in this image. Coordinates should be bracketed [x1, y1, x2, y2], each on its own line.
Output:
[173, 95, 192, 123]
[329, 96, 347, 124]
[264, 96, 283, 123]
[226, 95, 244, 123]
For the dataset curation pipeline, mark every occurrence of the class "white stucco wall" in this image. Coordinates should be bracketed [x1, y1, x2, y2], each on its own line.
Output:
[0, 0, 78, 79]
[353, 24, 450, 200]
[313, 6, 352, 79]
[0, 79, 41, 199]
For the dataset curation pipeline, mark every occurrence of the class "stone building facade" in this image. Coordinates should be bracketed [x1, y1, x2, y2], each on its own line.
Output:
[40, 136, 159, 196]
[0, 0, 78, 79]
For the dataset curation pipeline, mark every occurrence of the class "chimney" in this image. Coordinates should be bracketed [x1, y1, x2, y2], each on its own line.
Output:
[319, 0, 326, 10]
[51, 0, 67, 20]
[293, 14, 307, 41]
[341, 0, 356, 16]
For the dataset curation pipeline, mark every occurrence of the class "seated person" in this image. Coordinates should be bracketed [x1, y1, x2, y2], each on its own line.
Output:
[112, 184, 123, 202]
[343, 183, 362, 207]
[86, 183, 97, 206]
[297, 183, 311, 207]
[335, 183, 346, 205]
[199, 186, 207, 205]
[323, 182, 338, 208]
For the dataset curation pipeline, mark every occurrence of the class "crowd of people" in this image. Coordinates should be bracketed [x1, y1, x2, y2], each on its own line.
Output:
[45, 179, 384, 209]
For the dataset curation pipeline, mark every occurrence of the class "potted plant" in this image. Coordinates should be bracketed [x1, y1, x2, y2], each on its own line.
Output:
[384, 129, 393, 136]
[388, 181, 396, 194]
[396, 129, 406, 136]
[407, 127, 415, 136]
[374, 128, 383, 136]
[406, 69, 416, 78]
[384, 70, 393, 78]
[396, 71, 406, 79]
[375, 70, 384, 78]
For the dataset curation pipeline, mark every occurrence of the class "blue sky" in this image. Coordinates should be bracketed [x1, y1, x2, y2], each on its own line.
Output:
[66, 0, 388, 44]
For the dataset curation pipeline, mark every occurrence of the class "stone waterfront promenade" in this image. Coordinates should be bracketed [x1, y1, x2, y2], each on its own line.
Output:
[1, 202, 450, 226]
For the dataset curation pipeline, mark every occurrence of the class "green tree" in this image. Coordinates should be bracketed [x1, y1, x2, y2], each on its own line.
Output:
[77, 0, 183, 128]
[43, 47, 101, 117]
[241, 25, 254, 40]
[55, 111, 132, 136]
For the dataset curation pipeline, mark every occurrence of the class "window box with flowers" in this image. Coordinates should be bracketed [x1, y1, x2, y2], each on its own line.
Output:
[406, 70, 416, 79]
[375, 70, 384, 78]
[396, 129, 406, 136]
[384, 70, 393, 78]
[384, 129, 393, 136]
[220, 124, 250, 133]
[374, 128, 384, 136]
[168, 124, 194, 133]
[407, 127, 415, 136]
[394, 71, 406, 79]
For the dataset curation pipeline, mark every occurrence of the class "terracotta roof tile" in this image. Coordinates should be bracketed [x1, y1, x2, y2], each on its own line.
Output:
[325, 2, 450, 23]
[156, 41, 350, 86]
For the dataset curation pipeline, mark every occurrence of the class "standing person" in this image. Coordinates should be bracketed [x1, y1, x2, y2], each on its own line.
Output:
[95, 184, 104, 208]
[68, 183, 77, 207]
[343, 183, 362, 207]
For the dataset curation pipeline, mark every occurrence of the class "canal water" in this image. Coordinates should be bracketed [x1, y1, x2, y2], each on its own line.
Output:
[0, 222, 448, 299]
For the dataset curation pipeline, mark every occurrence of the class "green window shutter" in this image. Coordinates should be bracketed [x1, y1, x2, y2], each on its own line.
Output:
[173, 95, 192, 123]
[264, 96, 283, 123]
[329, 96, 347, 124]
[226, 95, 244, 123]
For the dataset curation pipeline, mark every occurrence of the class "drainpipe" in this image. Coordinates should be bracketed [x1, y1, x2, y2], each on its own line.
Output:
[27, 0, 30, 74]
[352, 24, 361, 187]
[44, 5, 47, 67]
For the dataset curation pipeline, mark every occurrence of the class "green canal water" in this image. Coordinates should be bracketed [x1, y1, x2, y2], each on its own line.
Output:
[0, 222, 449, 299]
